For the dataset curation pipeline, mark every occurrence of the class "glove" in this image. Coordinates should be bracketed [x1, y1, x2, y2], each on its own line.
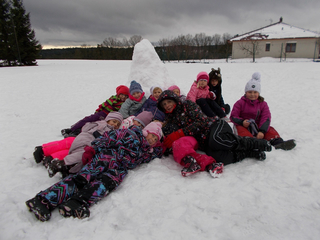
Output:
[82, 146, 96, 165]
[208, 91, 216, 100]
[93, 130, 101, 138]
[164, 129, 185, 149]
[221, 107, 225, 113]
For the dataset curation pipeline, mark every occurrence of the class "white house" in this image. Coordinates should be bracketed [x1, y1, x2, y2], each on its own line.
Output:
[229, 18, 320, 60]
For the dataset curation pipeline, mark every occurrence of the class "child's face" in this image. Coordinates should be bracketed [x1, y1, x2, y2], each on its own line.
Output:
[107, 119, 121, 129]
[172, 89, 180, 96]
[153, 89, 162, 100]
[210, 79, 219, 87]
[198, 80, 208, 88]
[161, 99, 176, 113]
[132, 92, 142, 99]
[133, 120, 143, 127]
[145, 133, 159, 146]
[119, 93, 128, 102]
[245, 91, 259, 101]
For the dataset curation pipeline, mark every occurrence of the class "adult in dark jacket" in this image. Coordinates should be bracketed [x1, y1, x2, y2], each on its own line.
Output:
[157, 90, 272, 177]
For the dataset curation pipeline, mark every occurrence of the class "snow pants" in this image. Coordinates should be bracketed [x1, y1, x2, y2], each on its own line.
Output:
[42, 137, 76, 160]
[71, 111, 107, 132]
[37, 153, 126, 209]
[236, 126, 281, 141]
[172, 136, 216, 171]
[205, 120, 239, 165]
[196, 98, 226, 118]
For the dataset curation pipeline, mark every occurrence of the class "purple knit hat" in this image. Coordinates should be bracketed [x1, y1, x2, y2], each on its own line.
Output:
[105, 112, 123, 124]
[134, 111, 153, 127]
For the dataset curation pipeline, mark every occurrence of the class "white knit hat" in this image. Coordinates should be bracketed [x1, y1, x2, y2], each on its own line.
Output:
[245, 72, 261, 93]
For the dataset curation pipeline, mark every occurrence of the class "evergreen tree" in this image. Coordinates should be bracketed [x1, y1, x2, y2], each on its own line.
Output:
[0, 0, 14, 66]
[9, 0, 41, 66]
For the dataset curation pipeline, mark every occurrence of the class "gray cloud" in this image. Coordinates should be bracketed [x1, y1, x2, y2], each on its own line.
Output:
[23, 0, 320, 48]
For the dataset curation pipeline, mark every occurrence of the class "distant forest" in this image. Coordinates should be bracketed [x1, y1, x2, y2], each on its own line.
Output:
[39, 33, 233, 61]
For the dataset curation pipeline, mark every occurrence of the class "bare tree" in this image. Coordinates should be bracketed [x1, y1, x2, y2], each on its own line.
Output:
[128, 35, 143, 47]
[237, 33, 268, 62]
[102, 37, 123, 47]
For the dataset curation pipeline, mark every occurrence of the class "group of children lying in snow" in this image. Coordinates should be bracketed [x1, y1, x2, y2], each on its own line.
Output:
[26, 68, 296, 222]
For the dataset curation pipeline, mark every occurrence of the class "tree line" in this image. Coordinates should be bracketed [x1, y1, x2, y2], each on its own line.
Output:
[0, 0, 41, 66]
[40, 33, 233, 62]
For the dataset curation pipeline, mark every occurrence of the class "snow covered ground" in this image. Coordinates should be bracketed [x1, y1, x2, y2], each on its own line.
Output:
[1, 41, 320, 240]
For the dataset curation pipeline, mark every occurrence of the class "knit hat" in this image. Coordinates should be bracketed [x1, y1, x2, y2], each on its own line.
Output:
[143, 122, 163, 143]
[245, 72, 261, 93]
[168, 85, 180, 92]
[150, 85, 163, 95]
[129, 80, 143, 95]
[134, 111, 153, 127]
[105, 111, 123, 124]
[196, 71, 209, 83]
[116, 85, 129, 96]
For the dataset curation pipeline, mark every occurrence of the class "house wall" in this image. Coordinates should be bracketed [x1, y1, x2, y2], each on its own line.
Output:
[231, 38, 319, 59]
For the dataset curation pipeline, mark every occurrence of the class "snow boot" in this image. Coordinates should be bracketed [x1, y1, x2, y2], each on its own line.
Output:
[47, 159, 68, 178]
[271, 138, 296, 151]
[236, 136, 272, 152]
[235, 150, 266, 161]
[181, 156, 201, 177]
[26, 196, 51, 222]
[33, 146, 44, 164]
[61, 128, 72, 138]
[206, 162, 224, 178]
[58, 199, 90, 219]
[42, 156, 53, 168]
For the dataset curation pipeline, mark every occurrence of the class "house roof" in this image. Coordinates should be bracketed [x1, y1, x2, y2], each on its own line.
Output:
[230, 21, 320, 41]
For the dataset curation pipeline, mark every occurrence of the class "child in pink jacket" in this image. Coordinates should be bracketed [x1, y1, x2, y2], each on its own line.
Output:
[186, 72, 227, 120]
[230, 72, 296, 150]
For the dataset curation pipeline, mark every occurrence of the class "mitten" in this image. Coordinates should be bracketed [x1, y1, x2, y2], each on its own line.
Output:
[164, 129, 185, 148]
[208, 91, 216, 100]
[82, 146, 96, 165]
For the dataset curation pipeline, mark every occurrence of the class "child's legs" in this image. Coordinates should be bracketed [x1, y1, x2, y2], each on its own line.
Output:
[71, 111, 107, 132]
[206, 99, 226, 118]
[172, 136, 198, 165]
[196, 98, 216, 117]
[42, 137, 76, 157]
[37, 175, 79, 208]
[264, 126, 281, 141]
[50, 150, 69, 160]
[236, 126, 254, 137]
[71, 169, 125, 207]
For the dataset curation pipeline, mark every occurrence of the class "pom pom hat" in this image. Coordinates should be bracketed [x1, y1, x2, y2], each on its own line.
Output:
[116, 85, 129, 96]
[129, 80, 143, 95]
[134, 111, 153, 127]
[245, 72, 261, 94]
[143, 122, 163, 142]
[196, 72, 209, 83]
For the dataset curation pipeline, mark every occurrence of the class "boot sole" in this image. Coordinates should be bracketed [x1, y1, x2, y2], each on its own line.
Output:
[274, 139, 296, 151]
[26, 200, 51, 222]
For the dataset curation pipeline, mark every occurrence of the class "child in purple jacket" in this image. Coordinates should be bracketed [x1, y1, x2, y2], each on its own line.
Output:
[230, 72, 296, 150]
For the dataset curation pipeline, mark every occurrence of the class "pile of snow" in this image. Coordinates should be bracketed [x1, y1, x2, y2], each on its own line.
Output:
[1, 41, 320, 240]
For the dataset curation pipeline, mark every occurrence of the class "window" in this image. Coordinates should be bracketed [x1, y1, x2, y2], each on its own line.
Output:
[286, 43, 296, 52]
[265, 43, 270, 51]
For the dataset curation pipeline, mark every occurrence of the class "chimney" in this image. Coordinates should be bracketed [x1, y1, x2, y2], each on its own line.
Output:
[280, 17, 283, 22]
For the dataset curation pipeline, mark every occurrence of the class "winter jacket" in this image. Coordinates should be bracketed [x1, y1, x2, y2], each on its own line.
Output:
[64, 119, 115, 173]
[158, 90, 214, 151]
[91, 125, 163, 171]
[134, 96, 165, 122]
[230, 96, 271, 134]
[186, 82, 211, 103]
[95, 95, 125, 114]
[209, 84, 225, 107]
[119, 95, 147, 119]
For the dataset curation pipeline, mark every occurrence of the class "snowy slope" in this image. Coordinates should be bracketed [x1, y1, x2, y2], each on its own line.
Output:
[1, 43, 320, 240]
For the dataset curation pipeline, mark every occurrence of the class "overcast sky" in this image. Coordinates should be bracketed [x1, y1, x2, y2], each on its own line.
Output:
[23, 0, 320, 49]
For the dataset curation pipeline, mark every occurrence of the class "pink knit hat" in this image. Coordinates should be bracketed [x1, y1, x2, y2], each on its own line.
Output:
[196, 71, 209, 83]
[142, 122, 163, 143]
[168, 85, 180, 92]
